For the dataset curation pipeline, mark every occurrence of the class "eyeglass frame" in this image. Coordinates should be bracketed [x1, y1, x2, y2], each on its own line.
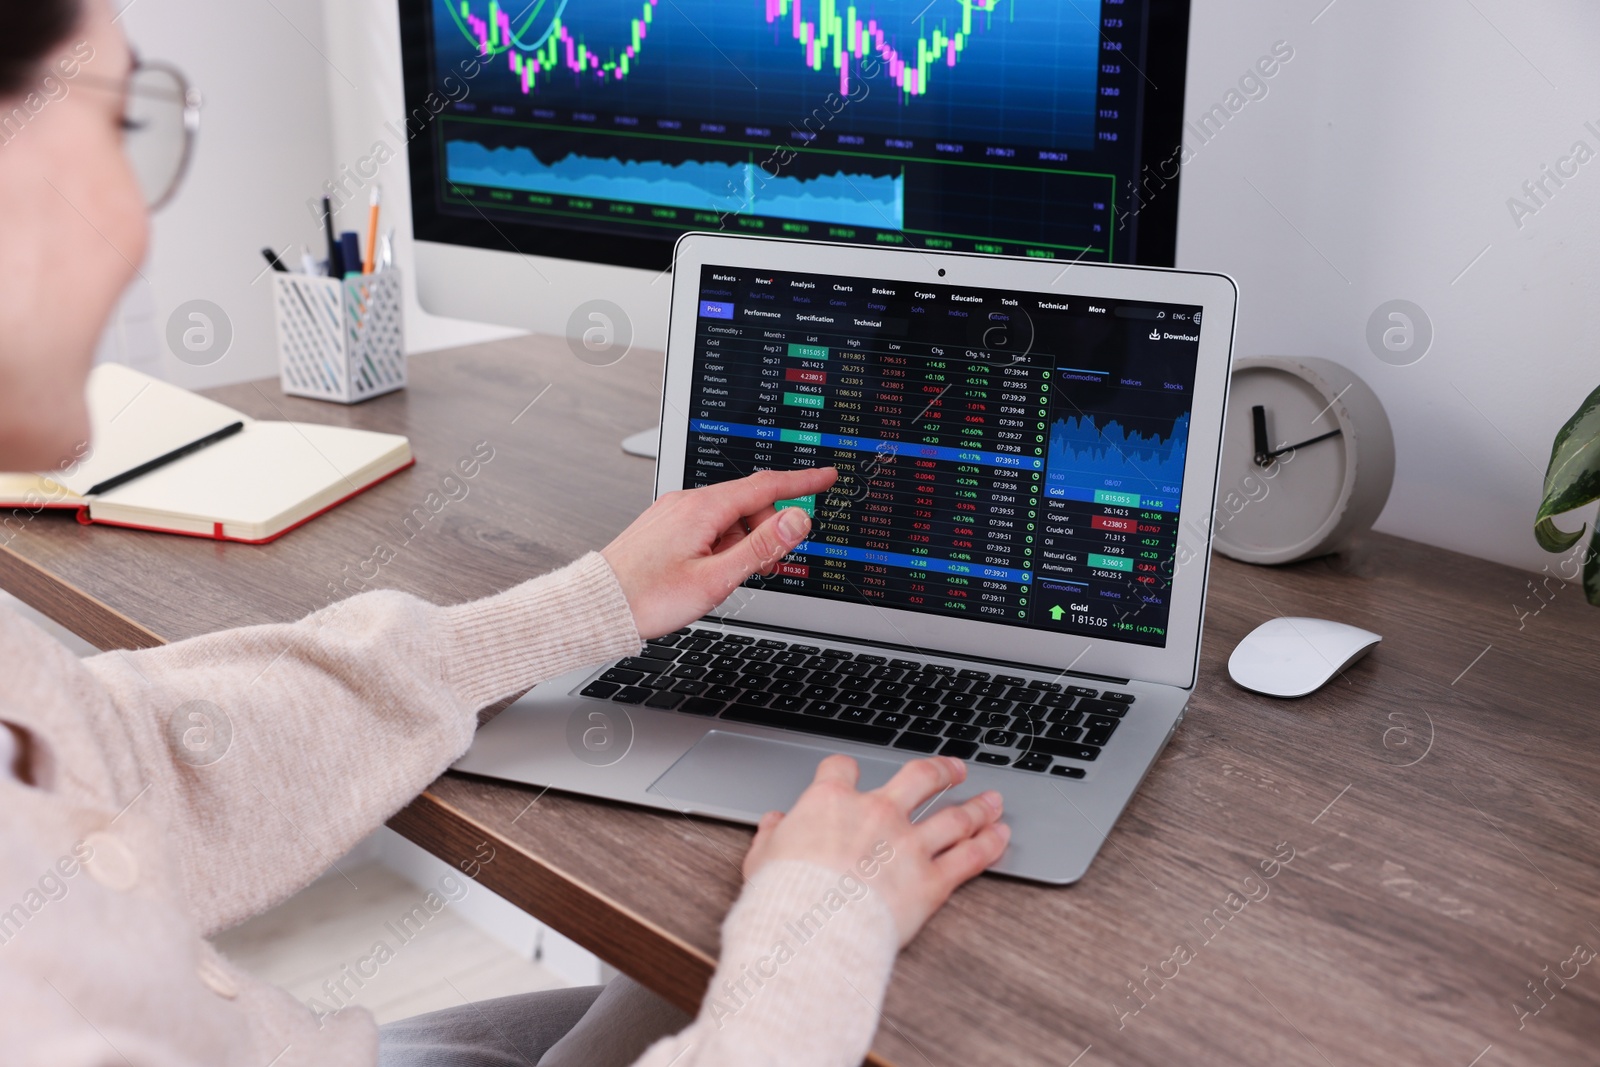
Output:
[70, 51, 202, 211]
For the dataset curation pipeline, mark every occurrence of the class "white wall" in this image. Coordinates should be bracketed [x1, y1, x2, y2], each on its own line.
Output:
[113, 0, 1600, 574]
[1175, 0, 1600, 572]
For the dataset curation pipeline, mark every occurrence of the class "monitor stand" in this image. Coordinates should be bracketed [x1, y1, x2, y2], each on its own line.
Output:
[621, 427, 660, 459]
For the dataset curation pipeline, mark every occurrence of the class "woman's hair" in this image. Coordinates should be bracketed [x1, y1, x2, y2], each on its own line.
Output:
[0, 0, 81, 97]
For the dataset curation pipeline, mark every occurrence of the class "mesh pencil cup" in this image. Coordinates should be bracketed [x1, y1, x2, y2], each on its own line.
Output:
[272, 269, 406, 403]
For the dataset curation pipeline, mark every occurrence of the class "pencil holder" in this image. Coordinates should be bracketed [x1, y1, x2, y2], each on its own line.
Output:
[272, 269, 406, 404]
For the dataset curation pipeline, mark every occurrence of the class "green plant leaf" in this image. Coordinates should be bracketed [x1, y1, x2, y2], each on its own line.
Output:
[1535, 383, 1600, 554]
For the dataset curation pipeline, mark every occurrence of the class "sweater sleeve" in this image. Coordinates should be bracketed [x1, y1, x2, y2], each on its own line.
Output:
[626, 860, 900, 1067]
[76, 552, 641, 936]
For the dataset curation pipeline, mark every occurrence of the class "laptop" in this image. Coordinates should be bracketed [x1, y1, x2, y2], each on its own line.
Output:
[453, 234, 1237, 885]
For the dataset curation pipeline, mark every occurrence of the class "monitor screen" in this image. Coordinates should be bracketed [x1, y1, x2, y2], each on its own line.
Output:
[683, 263, 1203, 647]
[400, 0, 1192, 270]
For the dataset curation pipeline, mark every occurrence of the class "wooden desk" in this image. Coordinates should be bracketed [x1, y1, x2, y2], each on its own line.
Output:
[5, 338, 1599, 1065]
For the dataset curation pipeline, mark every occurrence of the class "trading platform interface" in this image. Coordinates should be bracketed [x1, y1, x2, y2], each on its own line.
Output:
[408, 0, 1187, 267]
[685, 265, 1202, 647]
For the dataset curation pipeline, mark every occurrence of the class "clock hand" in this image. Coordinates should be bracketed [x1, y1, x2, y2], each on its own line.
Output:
[1262, 426, 1343, 461]
[1251, 405, 1270, 466]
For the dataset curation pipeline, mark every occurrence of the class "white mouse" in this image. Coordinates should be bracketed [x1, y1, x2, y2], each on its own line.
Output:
[1227, 617, 1382, 698]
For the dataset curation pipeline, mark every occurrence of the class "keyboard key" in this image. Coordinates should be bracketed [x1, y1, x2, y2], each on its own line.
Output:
[935, 675, 969, 692]
[808, 670, 842, 688]
[647, 634, 682, 648]
[1027, 680, 1062, 692]
[644, 675, 677, 691]
[874, 712, 910, 729]
[855, 654, 887, 665]
[868, 666, 906, 682]
[924, 664, 954, 676]
[937, 707, 974, 724]
[840, 676, 874, 692]
[617, 656, 668, 675]
[741, 690, 775, 707]
[805, 701, 842, 718]
[803, 685, 839, 702]
[957, 668, 990, 680]
[837, 688, 871, 707]
[944, 693, 977, 709]
[1103, 692, 1136, 704]
[711, 655, 743, 670]
[641, 646, 680, 661]
[1050, 765, 1087, 779]
[983, 729, 1017, 747]
[994, 674, 1026, 686]
[1006, 687, 1039, 705]
[1047, 708, 1085, 726]
[1022, 737, 1101, 761]
[1078, 699, 1130, 718]
[1014, 753, 1052, 773]
[721, 634, 755, 645]
[599, 668, 645, 686]
[1065, 685, 1098, 697]
[868, 695, 905, 713]
[769, 680, 807, 696]
[970, 681, 1008, 698]
[721, 704, 895, 745]
[612, 686, 651, 704]
[680, 697, 725, 715]
[835, 661, 873, 677]
[740, 661, 777, 677]
[1014, 705, 1047, 722]
[908, 685, 943, 702]
[1046, 724, 1083, 743]
[775, 666, 810, 682]
[820, 648, 852, 660]
[894, 733, 941, 753]
[677, 652, 715, 666]
[644, 691, 684, 710]
[1085, 722, 1119, 747]
[756, 638, 788, 649]
[771, 695, 808, 712]
[772, 651, 808, 666]
[1011, 716, 1044, 735]
[680, 638, 716, 652]
[939, 739, 979, 760]
[1036, 691, 1073, 708]
[945, 723, 981, 741]
[707, 670, 742, 685]
[874, 681, 909, 697]
[789, 644, 820, 655]
[889, 658, 920, 669]
[909, 717, 945, 735]
[976, 698, 1013, 714]
[975, 712, 1011, 729]
[976, 752, 1011, 766]
[669, 664, 708, 680]
[580, 681, 620, 699]
[907, 701, 941, 717]
[704, 684, 743, 701]
[839, 707, 875, 724]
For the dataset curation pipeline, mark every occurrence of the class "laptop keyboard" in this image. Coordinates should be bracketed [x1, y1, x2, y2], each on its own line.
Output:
[575, 628, 1135, 778]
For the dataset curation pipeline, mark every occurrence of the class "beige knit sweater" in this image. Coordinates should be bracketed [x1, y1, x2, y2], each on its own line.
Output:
[0, 552, 898, 1067]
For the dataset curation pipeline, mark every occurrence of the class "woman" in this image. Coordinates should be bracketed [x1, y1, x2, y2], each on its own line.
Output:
[0, 2, 1011, 1065]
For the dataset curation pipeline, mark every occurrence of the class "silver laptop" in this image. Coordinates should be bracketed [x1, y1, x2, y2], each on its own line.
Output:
[454, 234, 1237, 884]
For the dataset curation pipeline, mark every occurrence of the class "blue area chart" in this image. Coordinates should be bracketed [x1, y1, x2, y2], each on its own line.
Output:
[446, 141, 904, 227]
[1044, 412, 1190, 512]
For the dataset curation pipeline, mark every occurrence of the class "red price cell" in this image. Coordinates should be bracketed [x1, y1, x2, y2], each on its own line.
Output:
[786, 368, 827, 384]
[1092, 515, 1137, 532]
[777, 562, 810, 578]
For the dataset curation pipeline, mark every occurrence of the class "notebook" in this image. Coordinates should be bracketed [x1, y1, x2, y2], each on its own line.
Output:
[0, 364, 413, 543]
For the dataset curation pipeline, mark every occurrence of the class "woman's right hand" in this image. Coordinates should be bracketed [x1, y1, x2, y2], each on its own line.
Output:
[741, 755, 1008, 947]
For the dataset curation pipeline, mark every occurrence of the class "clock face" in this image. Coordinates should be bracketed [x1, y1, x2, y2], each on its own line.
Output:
[1215, 366, 1350, 563]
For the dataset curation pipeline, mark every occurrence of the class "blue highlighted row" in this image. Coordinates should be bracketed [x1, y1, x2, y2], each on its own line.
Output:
[793, 540, 1032, 585]
[690, 419, 1045, 472]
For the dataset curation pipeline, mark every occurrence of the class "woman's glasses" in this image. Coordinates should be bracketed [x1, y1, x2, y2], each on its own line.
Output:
[120, 59, 201, 210]
[75, 54, 202, 211]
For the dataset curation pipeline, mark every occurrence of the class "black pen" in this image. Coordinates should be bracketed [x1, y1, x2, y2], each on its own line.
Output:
[322, 195, 343, 278]
[85, 421, 246, 497]
[261, 247, 289, 272]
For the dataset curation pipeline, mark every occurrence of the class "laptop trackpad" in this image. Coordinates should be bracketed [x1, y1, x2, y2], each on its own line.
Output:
[646, 730, 904, 817]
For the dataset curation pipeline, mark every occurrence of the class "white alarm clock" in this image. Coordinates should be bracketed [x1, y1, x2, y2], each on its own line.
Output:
[1213, 356, 1395, 565]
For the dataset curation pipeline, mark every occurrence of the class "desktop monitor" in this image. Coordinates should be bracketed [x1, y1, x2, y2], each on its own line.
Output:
[397, 0, 1194, 330]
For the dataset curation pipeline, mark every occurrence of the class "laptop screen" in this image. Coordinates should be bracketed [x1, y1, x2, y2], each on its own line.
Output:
[684, 264, 1204, 649]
